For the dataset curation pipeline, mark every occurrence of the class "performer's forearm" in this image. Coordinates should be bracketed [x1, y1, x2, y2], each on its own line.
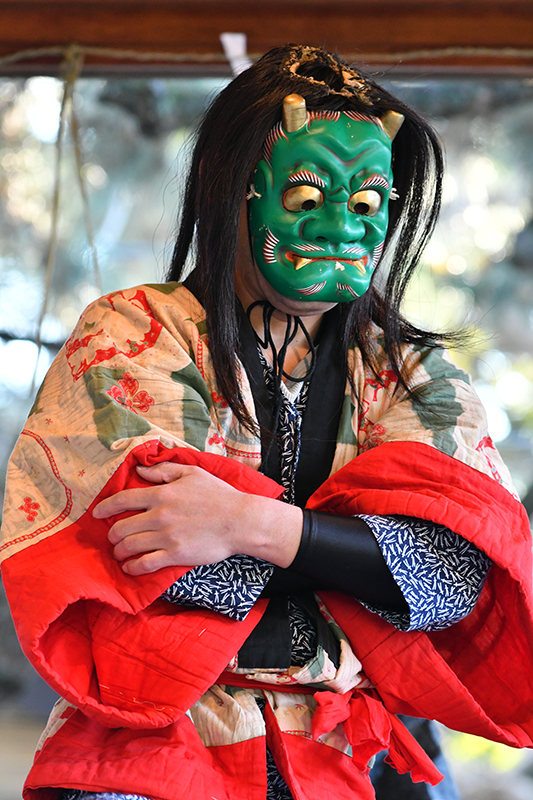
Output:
[267, 510, 409, 613]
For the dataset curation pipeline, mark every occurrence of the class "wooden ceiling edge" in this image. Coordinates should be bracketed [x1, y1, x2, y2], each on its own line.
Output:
[8, 0, 533, 6]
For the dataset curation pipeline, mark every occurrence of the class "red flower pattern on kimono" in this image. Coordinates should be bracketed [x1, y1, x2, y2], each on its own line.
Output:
[106, 372, 155, 414]
[211, 391, 229, 408]
[476, 435, 503, 485]
[365, 369, 398, 402]
[361, 422, 387, 452]
[19, 496, 40, 522]
[358, 398, 371, 432]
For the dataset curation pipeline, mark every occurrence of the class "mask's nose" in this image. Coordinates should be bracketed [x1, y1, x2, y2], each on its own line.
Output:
[301, 203, 367, 247]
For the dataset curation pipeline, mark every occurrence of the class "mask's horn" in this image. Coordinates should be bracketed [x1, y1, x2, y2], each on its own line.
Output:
[282, 94, 307, 132]
[381, 110, 405, 141]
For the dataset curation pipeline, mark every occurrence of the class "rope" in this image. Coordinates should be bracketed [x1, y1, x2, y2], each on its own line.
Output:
[0, 45, 237, 67]
[33, 52, 75, 357]
[70, 96, 102, 293]
[31, 44, 102, 392]
[350, 46, 533, 63]
[1, 44, 533, 70]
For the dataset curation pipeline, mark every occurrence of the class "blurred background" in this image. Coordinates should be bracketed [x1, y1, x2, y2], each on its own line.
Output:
[1, 1, 533, 798]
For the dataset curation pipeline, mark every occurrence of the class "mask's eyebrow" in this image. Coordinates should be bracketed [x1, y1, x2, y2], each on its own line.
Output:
[358, 172, 390, 191]
[288, 170, 326, 188]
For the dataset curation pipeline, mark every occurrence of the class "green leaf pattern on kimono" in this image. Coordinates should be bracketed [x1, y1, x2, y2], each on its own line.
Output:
[408, 346, 473, 458]
[84, 366, 152, 450]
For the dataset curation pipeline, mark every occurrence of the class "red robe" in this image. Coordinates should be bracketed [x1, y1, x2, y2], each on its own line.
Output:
[2, 441, 533, 800]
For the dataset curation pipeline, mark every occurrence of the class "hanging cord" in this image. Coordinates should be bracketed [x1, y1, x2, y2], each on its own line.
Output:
[1, 44, 533, 70]
[246, 301, 317, 467]
[31, 45, 102, 394]
[70, 81, 102, 294]
[247, 300, 317, 382]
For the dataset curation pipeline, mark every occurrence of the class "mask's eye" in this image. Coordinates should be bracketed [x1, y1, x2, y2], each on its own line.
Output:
[283, 185, 324, 212]
[348, 189, 383, 216]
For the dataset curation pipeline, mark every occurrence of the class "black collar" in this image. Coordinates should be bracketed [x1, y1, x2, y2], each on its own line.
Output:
[237, 300, 346, 507]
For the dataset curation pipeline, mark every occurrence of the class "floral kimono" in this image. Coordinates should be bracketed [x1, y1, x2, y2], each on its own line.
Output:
[2, 283, 532, 800]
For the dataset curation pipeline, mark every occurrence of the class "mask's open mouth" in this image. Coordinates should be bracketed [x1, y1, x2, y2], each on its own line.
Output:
[285, 252, 368, 273]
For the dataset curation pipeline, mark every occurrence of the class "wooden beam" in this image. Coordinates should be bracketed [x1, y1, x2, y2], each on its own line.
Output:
[0, 1, 532, 74]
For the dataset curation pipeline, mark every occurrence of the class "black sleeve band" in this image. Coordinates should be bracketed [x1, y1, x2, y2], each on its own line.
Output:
[263, 510, 409, 614]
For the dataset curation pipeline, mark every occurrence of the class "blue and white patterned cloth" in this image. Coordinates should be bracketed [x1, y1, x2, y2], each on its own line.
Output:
[257, 347, 311, 505]
[61, 794, 145, 800]
[162, 554, 274, 622]
[361, 514, 492, 631]
[162, 515, 491, 631]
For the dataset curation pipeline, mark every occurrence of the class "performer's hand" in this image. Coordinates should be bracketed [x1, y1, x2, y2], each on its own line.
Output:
[92, 461, 303, 576]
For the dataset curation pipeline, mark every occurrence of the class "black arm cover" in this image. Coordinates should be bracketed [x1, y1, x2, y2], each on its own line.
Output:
[264, 510, 409, 614]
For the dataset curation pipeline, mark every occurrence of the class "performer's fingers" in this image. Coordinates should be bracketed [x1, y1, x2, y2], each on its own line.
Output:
[107, 511, 156, 544]
[121, 550, 170, 575]
[93, 487, 154, 518]
[111, 530, 163, 562]
[136, 462, 191, 483]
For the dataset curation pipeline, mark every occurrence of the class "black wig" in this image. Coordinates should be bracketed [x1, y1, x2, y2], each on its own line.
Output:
[168, 45, 446, 429]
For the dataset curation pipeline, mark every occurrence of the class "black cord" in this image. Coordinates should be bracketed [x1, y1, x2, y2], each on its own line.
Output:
[246, 300, 318, 474]
[246, 300, 317, 383]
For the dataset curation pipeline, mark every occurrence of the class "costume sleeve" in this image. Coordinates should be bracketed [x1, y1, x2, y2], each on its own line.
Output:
[0, 285, 279, 729]
[267, 511, 490, 630]
[360, 515, 492, 631]
[162, 555, 274, 621]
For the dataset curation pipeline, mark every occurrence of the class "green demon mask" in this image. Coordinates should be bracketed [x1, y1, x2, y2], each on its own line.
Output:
[248, 95, 404, 303]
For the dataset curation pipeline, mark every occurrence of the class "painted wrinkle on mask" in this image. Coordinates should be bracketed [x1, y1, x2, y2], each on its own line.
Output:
[248, 115, 394, 303]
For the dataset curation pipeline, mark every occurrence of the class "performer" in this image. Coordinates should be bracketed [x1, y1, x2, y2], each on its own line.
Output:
[2, 45, 533, 800]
